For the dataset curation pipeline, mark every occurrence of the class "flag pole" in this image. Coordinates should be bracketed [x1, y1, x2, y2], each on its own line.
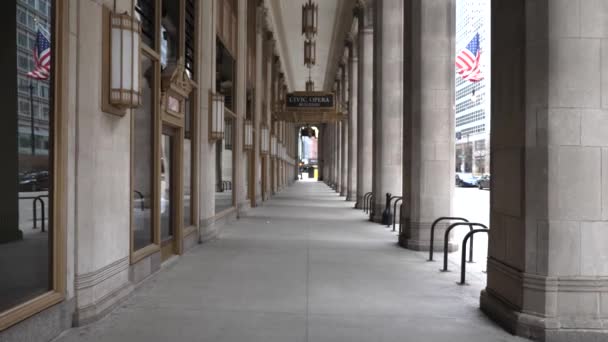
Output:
[29, 78, 36, 157]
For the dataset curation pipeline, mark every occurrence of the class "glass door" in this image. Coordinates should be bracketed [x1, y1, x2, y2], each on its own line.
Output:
[160, 126, 177, 260]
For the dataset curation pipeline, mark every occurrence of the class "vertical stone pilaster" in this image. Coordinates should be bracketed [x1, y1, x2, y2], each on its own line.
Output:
[340, 119, 349, 197]
[347, 36, 359, 202]
[371, 0, 403, 222]
[340, 64, 349, 197]
[235, 0, 248, 212]
[355, 2, 374, 209]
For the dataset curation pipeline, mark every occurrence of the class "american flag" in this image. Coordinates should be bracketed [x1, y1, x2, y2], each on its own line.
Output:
[455, 33, 483, 82]
[26, 24, 51, 80]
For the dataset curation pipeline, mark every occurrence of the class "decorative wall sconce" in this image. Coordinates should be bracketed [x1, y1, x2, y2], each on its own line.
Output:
[304, 39, 316, 67]
[209, 93, 225, 141]
[244, 119, 253, 150]
[302, 0, 318, 39]
[261, 125, 270, 155]
[102, 8, 142, 116]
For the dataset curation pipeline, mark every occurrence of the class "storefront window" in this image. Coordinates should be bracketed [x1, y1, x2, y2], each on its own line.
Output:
[0, 0, 53, 313]
[132, 54, 156, 251]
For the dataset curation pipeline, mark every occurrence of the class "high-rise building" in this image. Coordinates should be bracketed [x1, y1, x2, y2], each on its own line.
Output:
[16, 0, 52, 168]
[454, 0, 490, 174]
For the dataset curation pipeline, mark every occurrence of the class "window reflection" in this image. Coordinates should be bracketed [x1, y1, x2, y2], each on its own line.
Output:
[161, 0, 179, 70]
[0, 0, 53, 313]
[183, 96, 193, 226]
[132, 54, 155, 251]
[160, 133, 173, 241]
[215, 116, 234, 213]
[215, 40, 234, 214]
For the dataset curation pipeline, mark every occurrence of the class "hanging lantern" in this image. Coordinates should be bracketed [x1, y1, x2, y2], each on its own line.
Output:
[225, 119, 233, 150]
[244, 119, 253, 150]
[261, 125, 270, 155]
[271, 135, 277, 157]
[302, 0, 318, 39]
[209, 93, 225, 140]
[306, 79, 314, 92]
[304, 39, 316, 67]
[110, 12, 142, 108]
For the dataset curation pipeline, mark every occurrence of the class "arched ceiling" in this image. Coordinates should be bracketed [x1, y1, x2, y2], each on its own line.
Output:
[265, 0, 356, 92]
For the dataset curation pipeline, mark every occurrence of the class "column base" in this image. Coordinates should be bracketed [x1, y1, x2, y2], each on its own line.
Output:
[355, 195, 366, 209]
[398, 234, 458, 252]
[480, 289, 608, 342]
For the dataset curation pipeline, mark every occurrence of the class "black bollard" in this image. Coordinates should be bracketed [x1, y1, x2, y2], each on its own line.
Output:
[381, 193, 393, 226]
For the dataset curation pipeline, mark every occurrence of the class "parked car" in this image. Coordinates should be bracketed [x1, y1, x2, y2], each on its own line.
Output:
[477, 174, 490, 190]
[455, 172, 478, 187]
[19, 171, 49, 192]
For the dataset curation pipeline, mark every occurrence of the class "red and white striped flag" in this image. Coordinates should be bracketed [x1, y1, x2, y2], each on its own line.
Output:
[26, 23, 51, 80]
[455, 33, 483, 82]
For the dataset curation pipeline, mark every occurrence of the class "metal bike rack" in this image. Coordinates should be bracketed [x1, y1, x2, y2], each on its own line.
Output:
[460, 229, 489, 285]
[364, 192, 374, 214]
[442, 222, 488, 272]
[385, 195, 401, 227]
[133, 190, 145, 210]
[392, 197, 404, 231]
[362, 192, 372, 213]
[429, 217, 469, 261]
[221, 181, 232, 191]
[33, 195, 47, 232]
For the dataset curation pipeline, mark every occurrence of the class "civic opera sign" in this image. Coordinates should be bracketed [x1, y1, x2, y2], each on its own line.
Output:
[281, 92, 341, 123]
[286, 93, 334, 110]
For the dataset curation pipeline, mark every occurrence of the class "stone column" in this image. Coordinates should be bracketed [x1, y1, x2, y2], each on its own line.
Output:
[235, 0, 247, 212]
[399, 0, 455, 251]
[347, 35, 358, 202]
[253, 6, 264, 206]
[327, 123, 334, 186]
[335, 120, 342, 192]
[263, 35, 273, 200]
[371, 0, 403, 222]
[340, 64, 349, 197]
[355, 2, 373, 209]
[340, 119, 349, 197]
[480, 1, 608, 340]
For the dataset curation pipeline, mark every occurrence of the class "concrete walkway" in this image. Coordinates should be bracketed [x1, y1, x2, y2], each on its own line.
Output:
[56, 182, 526, 342]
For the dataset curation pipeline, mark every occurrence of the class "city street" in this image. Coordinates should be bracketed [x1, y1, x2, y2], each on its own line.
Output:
[451, 187, 490, 275]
